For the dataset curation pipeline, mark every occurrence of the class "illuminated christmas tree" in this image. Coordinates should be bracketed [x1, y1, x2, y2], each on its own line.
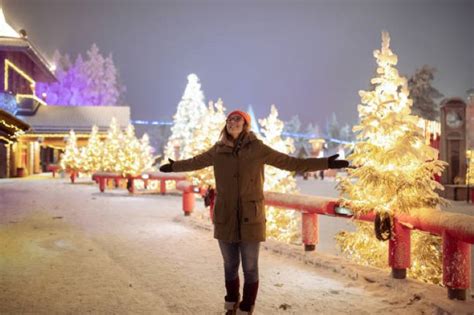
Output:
[80, 125, 103, 174]
[336, 31, 447, 284]
[139, 133, 154, 173]
[61, 130, 82, 171]
[259, 105, 300, 243]
[102, 117, 123, 173]
[119, 124, 143, 176]
[164, 73, 207, 161]
[186, 98, 227, 187]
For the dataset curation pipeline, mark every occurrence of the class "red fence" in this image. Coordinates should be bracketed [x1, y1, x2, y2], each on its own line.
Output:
[91, 171, 186, 194]
[174, 184, 473, 301]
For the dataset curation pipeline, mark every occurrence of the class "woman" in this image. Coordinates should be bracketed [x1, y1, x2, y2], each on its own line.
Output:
[160, 110, 348, 314]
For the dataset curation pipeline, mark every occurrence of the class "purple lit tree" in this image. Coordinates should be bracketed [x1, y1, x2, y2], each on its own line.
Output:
[36, 44, 125, 106]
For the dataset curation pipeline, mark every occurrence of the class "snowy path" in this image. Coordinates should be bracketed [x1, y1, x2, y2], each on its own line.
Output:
[0, 177, 473, 314]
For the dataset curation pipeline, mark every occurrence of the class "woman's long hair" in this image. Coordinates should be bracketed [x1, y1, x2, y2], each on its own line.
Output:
[219, 122, 250, 147]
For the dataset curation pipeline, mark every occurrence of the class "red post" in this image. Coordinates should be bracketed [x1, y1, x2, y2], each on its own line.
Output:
[160, 180, 166, 195]
[128, 178, 135, 193]
[443, 232, 471, 300]
[99, 177, 105, 192]
[70, 171, 76, 184]
[183, 191, 195, 216]
[52, 170, 56, 178]
[114, 178, 120, 188]
[302, 212, 318, 251]
[389, 218, 411, 279]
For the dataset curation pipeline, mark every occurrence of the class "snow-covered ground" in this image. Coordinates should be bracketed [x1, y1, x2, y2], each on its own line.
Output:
[0, 175, 473, 314]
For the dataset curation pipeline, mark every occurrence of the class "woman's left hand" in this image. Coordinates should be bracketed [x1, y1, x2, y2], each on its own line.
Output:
[327, 154, 349, 169]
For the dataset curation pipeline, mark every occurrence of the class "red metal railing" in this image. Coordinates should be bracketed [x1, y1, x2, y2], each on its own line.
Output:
[264, 191, 473, 301]
[174, 185, 473, 301]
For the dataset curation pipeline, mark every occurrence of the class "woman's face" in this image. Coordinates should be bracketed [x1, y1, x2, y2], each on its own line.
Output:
[226, 114, 245, 139]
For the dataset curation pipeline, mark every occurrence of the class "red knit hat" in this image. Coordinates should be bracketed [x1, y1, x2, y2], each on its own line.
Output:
[227, 110, 251, 125]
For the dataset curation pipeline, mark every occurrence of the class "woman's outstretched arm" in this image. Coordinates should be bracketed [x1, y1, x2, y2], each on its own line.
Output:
[262, 142, 348, 172]
[160, 145, 216, 172]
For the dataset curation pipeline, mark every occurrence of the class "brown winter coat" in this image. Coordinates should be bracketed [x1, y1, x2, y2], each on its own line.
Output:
[172, 132, 328, 242]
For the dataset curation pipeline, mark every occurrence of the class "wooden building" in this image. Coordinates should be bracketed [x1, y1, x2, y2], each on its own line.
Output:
[0, 7, 130, 177]
[0, 109, 29, 177]
[0, 7, 55, 177]
[17, 105, 130, 175]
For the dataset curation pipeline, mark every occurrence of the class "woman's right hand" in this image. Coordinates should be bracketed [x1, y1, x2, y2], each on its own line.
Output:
[159, 159, 175, 172]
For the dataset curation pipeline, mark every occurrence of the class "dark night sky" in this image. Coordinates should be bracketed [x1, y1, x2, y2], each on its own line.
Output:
[4, 0, 474, 128]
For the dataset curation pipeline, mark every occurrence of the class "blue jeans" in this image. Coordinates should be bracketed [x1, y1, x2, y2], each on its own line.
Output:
[218, 240, 260, 284]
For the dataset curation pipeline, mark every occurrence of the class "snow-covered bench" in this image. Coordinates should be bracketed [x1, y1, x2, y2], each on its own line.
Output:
[46, 164, 61, 178]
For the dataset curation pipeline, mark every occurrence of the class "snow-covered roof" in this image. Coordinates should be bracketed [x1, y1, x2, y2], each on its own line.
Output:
[0, 7, 56, 82]
[18, 105, 130, 133]
[0, 8, 20, 38]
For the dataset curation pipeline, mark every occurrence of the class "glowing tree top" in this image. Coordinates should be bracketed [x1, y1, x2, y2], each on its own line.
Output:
[338, 31, 446, 216]
[164, 73, 207, 161]
[185, 98, 227, 186]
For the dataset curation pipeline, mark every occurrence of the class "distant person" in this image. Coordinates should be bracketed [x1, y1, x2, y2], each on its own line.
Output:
[319, 169, 324, 180]
[160, 110, 349, 314]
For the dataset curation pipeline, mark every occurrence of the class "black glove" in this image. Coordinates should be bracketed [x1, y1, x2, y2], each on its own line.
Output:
[159, 158, 175, 173]
[327, 154, 349, 169]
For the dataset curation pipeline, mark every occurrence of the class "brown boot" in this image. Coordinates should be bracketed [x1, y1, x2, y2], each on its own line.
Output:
[237, 281, 258, 314]
[224, 277, 240, 315]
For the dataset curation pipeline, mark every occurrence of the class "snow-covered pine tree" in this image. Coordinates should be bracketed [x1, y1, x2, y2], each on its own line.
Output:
[83, 44, 105, 105]
[102, 118, 123, 173]
[61, 130, 81, 171]
[102, 53, 120, 105]
[408, 65, 444, 121]
[139, 133, 154, 173]
[119, 124, 142, 176]
[36, 44, 124, 106]
[67, 55, 87, 105]
[164, 73, 207, 161]
[80, 125, 103, 174]
[259, 105, 300, 243]
[336, 31, 447, 284]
